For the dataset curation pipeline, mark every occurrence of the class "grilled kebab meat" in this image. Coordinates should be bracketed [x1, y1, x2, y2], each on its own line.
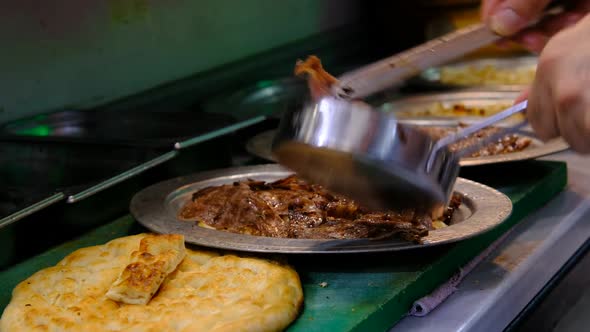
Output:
[419, 124, 532, 157]
[179, 176, 462, 243]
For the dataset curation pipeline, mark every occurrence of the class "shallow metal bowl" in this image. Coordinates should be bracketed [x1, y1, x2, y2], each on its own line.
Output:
[130, 164, 512, 254]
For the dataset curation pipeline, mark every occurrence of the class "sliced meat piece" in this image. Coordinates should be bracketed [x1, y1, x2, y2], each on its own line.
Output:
[325, 200, 359, 219]
[418, 126, 532, 157]
[294, 55, 338, 100]
[178, 183, 289, 237]
[178, 184, 230, 222]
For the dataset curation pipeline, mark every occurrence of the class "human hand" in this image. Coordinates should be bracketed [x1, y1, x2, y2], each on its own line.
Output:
[481, 0, 590, 52]
[522, 15, 590, 153]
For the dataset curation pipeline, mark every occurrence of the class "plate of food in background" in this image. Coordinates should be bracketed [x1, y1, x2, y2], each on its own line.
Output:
[412, 55, 537, 91]
[247, 91, 568, 166]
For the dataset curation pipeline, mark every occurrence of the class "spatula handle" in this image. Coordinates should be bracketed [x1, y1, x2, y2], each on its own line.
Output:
[332, 24, 499, 100]
[333, 1, 565, 100]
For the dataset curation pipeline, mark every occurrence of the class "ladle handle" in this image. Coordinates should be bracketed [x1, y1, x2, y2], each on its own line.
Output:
[432, 100, 529, 158]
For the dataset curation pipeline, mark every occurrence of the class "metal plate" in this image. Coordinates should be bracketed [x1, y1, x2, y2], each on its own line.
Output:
[381, 91, 569, 165]
[245, 128, 568, 167]
[130, 164, 512, 254]
[398, 119, 568, 167]
[0, 140, 164, 224]
[417, 56, 537, 91]
[381, 90, 522, 117]
[246, 92, 540, 163]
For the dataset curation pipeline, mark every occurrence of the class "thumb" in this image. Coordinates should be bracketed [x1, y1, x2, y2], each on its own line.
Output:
[489, 0, 552, 36]
[515, 87, 530, 104]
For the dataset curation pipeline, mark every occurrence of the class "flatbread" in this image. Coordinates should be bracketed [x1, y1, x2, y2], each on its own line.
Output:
[106, 234, 186, 305]
[0, 234, 303, 332]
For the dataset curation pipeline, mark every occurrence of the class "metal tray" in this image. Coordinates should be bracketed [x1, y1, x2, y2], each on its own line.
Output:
[380, 90, 521, 116]
[0, 108, 235, 149]
[130, 164, 512, 254]
[203, 77, 308, 121]
[382, 91, 569, 165]
[414, 56, 537, 91]
[0, 140, 164, 226]
[0, 105, 264, 226]
[0, 135, 235, 269]
[398, 119, 568, 166]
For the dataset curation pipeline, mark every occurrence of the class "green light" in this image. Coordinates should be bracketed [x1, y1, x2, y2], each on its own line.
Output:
[256, 80, 275, 89]
[16, 125, 52, 137]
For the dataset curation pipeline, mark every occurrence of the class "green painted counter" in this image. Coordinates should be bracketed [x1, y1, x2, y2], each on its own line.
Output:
[0, 161, 567, 331]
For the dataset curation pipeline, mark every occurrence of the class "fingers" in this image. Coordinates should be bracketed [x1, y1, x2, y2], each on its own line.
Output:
[510, 11, 585, 52]
[514, 31, 549, 52]
[555, 98, 590, 152]
[527, 44, 560, 140]
[488, 0, 552, 35]
[552, 68, 590, 152]
[526, 15, 590, 153]
[527, 75, 560, 141]
[481, 0, 505, 21]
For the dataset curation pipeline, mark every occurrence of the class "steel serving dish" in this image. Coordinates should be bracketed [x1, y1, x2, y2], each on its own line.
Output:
[379, 90, 523, 119]
[130, 164, 512, 254]
[381, 91, 568, 165]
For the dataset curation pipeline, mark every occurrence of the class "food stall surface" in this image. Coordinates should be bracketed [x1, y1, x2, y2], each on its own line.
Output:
[0, 159, 567, 331]
[392, 151, 590, 331]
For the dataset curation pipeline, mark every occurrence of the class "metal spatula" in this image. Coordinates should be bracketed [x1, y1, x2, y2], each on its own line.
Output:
[272, 97, 527, 212]
[331, 2, 564, 100]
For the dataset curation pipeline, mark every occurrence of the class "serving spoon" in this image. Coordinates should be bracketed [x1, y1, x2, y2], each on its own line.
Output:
[272, 96, 527, 212]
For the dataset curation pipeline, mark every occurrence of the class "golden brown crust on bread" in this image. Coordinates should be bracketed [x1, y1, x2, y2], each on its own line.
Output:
[106, 234, 185, 305]
[0, 234, 303, 332]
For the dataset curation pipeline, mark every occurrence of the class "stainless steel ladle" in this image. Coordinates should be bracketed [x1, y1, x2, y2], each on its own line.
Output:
[272, 97, 527, 212]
